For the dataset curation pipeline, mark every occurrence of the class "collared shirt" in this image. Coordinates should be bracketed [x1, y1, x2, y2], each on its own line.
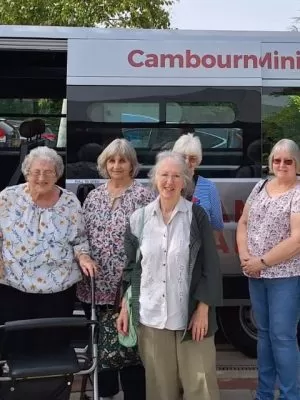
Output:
[132, 196, 192, 330]
[0, 184, 87, 293]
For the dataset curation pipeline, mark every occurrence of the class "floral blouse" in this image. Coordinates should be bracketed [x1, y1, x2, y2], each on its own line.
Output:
[0, 184, 88, 293]
[246, 180, 300, 278]
[77, 180, 155, 305]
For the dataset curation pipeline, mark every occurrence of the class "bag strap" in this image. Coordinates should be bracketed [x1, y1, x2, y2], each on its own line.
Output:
[258, 178, 268, 193]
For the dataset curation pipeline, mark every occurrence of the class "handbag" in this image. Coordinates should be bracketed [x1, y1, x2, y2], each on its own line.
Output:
[97, 305, 141, 371]
[118, 207, 145, 348]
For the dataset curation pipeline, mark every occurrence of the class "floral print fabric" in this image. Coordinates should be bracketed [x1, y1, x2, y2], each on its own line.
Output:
[77, 181, 154, 305]
[246, 180, 300, 278]
[0, 184, 87, 293]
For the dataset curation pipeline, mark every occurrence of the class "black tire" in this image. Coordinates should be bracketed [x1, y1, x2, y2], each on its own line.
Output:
[217, 306, 257, 358]
[218, 306, 300, 358]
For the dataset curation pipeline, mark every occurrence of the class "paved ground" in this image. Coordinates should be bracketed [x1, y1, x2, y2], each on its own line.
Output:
[69, 348, 281, 399]
[70, 390, 257, 399]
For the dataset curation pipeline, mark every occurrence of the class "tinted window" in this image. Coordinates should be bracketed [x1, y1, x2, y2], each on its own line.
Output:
[67, 86, 261, 179]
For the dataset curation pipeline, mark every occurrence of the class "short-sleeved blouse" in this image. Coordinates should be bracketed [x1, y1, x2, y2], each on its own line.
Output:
[0, 184, 87, 293]
[246, 179, 300, 278]
[76, 180, 155, 305]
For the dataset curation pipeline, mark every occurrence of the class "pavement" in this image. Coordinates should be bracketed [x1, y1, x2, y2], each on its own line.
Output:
[69, 348, 281, 399]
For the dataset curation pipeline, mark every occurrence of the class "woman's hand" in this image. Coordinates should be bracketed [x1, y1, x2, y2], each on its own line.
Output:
[188, 302, 209, 342]
[78, 254, 97, 277]
[243, 256, 264, 276]
[117, 304, 128, 336]
[239, 250, 250, 267]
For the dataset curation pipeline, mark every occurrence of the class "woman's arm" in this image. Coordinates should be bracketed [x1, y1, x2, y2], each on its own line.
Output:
[71, 196, 96, 276]
[209, 181, 224, 233]
[243, 212, 300, 274]
[236, 204, 250, 263]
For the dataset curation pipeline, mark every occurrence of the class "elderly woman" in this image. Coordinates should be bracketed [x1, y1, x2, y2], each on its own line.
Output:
[0, 146, 95, 353]
[237, 139, 300, 400]
[173, 133, 224, 241]
[77, 139, 154, 400]
[117, 151, 223, 400]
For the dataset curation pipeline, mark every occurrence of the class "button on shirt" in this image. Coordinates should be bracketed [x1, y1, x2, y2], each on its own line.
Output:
[137, 197, 192, 330]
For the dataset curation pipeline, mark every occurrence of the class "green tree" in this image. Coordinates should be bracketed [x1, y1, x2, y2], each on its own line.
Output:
[0, 0, 174, 28]
[263, 96, 300, 146]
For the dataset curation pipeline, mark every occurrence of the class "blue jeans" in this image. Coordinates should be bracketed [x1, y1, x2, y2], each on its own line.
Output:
[249, 277, 300, 400]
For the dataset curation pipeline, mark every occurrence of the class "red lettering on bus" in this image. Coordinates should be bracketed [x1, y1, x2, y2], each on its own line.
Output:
[259, 52, 272, 68]
[233, 55, 243, 68]
[281, 56, 295, 69]
[274, 50, 279, 69]
[217, 54, 232, 68]
[160, 53, 184, 68]
[186, 50, 201, 68]
[297, 51, 300, 69]
[127, 49, 300, 70]
[244, 54, 258, 68]
[202, 54, 216, 68]
[128, 49, 144, 67]
[145, 54, 158, 67]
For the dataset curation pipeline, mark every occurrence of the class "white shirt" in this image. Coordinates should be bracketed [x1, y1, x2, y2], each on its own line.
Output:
[130, 196, 192, 330]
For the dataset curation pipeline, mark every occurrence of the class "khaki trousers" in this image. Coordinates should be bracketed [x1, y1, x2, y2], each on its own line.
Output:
[138, 324, 220, 400]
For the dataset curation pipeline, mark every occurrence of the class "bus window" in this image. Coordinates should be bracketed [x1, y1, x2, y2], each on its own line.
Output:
[67, 86, 261, 179]
[166, 102, 236, 124]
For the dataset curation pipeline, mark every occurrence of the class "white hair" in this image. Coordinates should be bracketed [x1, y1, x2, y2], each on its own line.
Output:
[149, 151, 193, 197]
[22, 146, 64, 178]
[172, 133, 202, 164]
[268, 139, 300, 174]
[97, 139, 139, 178]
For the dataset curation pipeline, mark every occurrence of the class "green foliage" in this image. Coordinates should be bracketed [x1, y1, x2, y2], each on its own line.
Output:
[0, 0, 174, 28]
[263, 96, 300, 147]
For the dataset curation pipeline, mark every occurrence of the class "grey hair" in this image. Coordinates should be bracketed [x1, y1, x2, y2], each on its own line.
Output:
[268, 139, 300, 174]
[97, 139, 139, 178]
[22, 146, 64, 179]
[172, 133, 202, 164]
[149, 151, 194, 197]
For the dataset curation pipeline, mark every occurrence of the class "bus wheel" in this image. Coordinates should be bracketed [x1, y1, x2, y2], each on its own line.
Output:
[217, 306, 257, 358]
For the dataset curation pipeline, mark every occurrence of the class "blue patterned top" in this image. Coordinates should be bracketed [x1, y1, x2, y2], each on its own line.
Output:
[192, 176, 224, 231]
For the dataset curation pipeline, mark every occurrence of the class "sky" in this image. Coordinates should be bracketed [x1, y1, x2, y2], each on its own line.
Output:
[171, 0, 300, 31]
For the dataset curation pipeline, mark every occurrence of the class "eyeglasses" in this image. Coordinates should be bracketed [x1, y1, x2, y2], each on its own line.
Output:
[158, 173, 182, 181]
[272, 158, 294, 166]
[29, 170, 56, 177]
[183, 155, 199, 164]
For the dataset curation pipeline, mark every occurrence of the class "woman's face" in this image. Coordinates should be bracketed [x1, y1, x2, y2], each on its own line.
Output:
[27, 159, 57, 196]
[155, 158, 185, 202]
[106, 153, 132, 181]
[183, 154, 199, 176]
[272, 150, 297, 181]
